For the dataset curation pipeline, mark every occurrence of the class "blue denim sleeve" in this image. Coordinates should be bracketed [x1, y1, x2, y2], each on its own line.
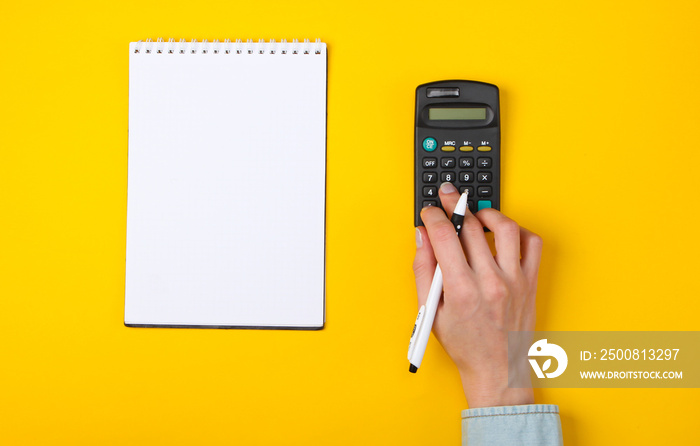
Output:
[461, 404, 562, 446]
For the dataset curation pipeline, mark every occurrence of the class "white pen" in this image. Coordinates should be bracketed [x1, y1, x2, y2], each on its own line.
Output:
[408, 190, 469, 373]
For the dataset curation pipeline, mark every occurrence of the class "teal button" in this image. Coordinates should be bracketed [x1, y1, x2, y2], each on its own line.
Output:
[477, 200, 492, 211]
[422, 137, 437, 152]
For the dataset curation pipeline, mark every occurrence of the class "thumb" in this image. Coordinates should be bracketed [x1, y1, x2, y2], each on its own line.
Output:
[412, 226, 438, 307]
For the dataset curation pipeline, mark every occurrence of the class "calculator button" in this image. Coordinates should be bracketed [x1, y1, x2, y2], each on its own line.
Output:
[459, 186, 474, 197]
[467, 200, 475, 212]
[441, 172, 456, 182]
[422, 200, 438, 208]
[423, 137, 438, 152]
[477, 145, 492, 151]
[423, 158, 437, 168]
[423, 186, 438, 197]
[477, 172, 492, 183]
[423, 172, 437, 183]
[459, 172, 473, 183]
[477, 186, 492, 197]
[459, 157, 474, 168]
[441, 157, 456, 168]
[477, 157, 491, 168]
[441, 146, 456, 152]
[459, 146, 474, 151]
[477, 200, 492, 211]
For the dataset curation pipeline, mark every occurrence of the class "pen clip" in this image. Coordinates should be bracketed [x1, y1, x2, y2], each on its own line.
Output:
[407, 305, 426, 360]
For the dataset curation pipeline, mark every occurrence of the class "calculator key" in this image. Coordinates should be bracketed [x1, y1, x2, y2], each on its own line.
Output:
[477, 145, 492, 151]
[467, 200, 475, 212]
[441, 146, 456, 152]
[459, 146, 474, 151]
[441, 172, 456, 182]
[477, 157, 491, 168]
[459, 172, 473, 183]
[423, 186, 438, 197]
[423, 172, 437, 183]
[477, 172, 492, 183]
[477, 200, 492, 211]
[422, 200, 438, 208]
[459, 157, 474, 168]
[423, 158, 437, 168]
[441, 157, 456, 168]
[423, 137, 438, 152]
[477, 186, 492, 197]
[459, 186, 474, 197]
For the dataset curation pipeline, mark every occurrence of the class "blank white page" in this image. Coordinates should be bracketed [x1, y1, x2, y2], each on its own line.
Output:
[125, 40, 326, 329]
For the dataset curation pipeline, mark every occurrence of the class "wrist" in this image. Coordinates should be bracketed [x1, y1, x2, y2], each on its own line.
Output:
[459, 371, 534, 408]
[464, 386, 534, 408]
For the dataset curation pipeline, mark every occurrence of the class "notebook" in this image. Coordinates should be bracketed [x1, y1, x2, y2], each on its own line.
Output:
[125, 38, 327, 329]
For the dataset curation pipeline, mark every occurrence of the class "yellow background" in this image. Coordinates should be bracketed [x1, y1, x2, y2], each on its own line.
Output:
[1, 0, 699, 444]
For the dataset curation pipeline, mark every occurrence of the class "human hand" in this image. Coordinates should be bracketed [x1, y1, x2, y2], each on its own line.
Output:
[413, 182, 543, 408]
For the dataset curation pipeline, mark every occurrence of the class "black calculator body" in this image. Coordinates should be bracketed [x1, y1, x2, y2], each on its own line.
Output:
[414, 80, 500, 226]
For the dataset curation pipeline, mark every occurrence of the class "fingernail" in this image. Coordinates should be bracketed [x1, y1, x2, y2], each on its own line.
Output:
[440, 182, 457, 194]
[415, 228, 423, 248]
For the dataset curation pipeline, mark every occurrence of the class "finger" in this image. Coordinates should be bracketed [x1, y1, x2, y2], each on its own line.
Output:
[473, 208, 522, 273]
[420, 205, 471, 291]
[412, 226, 437, 307]
[439, 182, 494, 271]
[519, 226, 543, 281]
[437, 181, 460, 218]
[457, 194, 497, 272]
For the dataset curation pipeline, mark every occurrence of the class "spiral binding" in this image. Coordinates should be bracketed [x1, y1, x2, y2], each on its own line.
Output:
[132, 38, 325, 55]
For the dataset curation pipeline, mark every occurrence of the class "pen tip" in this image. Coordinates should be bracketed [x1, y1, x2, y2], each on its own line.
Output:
[409, 364, 418, 373]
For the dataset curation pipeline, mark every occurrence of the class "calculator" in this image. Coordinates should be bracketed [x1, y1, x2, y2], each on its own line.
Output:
[414, 80, 501, 226]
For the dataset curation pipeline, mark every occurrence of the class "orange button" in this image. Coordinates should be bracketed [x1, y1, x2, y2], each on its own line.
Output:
[459, 146, 474, 152]
[477, 145, 492, 151]
[441, 146, 456, 152]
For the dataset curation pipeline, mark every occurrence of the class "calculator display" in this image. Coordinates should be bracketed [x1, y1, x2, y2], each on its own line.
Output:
[428, 107, 487, 121]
